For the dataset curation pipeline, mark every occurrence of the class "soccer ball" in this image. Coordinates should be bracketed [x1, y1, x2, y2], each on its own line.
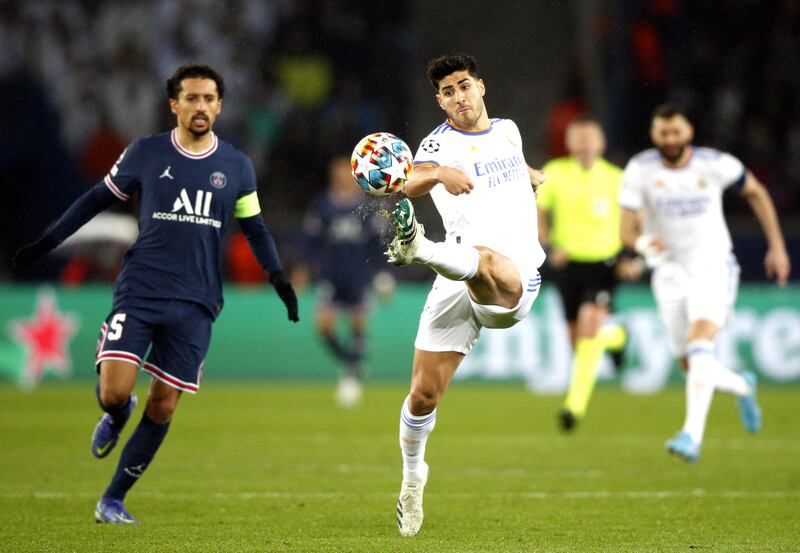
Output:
[350, 132, 413, 196]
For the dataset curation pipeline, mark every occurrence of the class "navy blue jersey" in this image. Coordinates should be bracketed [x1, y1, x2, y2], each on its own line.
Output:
[302, 193, 386, 289]
[104, 129, 257, 318]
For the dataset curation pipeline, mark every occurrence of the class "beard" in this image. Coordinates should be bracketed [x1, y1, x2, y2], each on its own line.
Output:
[657, 143, 688, 164]
[189, 124, 211, 138]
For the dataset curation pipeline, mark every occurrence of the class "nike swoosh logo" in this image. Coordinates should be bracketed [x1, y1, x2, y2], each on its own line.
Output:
[94, 442, 112, 456]
[115, 513, 134, 523]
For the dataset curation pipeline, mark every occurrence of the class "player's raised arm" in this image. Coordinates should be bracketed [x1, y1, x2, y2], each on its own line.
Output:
[404, 163, 473, 197]
[13, 182, 121, 270]
[740, 171, 791, 285]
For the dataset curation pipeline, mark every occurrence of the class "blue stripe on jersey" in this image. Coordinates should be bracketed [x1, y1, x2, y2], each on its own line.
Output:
[445, 121, 495, 135]
[413, 160, 441, 167]
[432, 122, 449, 135]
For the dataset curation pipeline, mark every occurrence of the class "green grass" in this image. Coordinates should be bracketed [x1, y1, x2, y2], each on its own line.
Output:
[1, 382, 799, 552]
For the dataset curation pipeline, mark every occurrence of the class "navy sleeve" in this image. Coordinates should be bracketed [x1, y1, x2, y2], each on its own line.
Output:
[103, 138, 144, 201]
[45, 183, 120, 244]
[238, 214, 283, 274]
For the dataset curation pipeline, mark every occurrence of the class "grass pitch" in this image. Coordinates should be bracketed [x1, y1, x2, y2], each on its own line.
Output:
[1, 382, 798, 552]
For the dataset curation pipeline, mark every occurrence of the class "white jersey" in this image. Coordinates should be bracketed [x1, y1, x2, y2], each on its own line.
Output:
[619, 147, 746, 266]
[413, 118, 545, 270]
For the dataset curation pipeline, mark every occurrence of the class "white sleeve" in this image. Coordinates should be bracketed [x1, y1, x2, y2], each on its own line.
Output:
[716, 152, 746, 189]
[619, 159, 644, 211]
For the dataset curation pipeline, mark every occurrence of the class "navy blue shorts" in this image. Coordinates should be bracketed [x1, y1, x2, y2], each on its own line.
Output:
[317, 279, 368, 310]
[95, 300, 212, 394]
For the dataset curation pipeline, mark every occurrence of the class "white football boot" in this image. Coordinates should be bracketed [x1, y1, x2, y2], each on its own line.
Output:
[396, 461, 428, 537]
[386, 198, 424, 266]
[335, 375, 363, 408]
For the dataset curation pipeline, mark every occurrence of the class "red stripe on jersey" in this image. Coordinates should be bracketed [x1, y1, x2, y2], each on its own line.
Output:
[143, 362, 199, 393]
[96, 351, 142, 367]
[104, 175, 130, 201]
[170, 128, 218, 159]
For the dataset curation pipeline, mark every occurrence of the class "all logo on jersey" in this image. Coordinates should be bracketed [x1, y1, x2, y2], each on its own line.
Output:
[421, 139, 440, 154]
[172, 189, 212, 216]
[209, 171, 227, 188]
[151, 188, 221, 228]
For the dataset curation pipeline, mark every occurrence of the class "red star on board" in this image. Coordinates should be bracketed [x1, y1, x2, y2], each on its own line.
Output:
[9, 289, 78, 388]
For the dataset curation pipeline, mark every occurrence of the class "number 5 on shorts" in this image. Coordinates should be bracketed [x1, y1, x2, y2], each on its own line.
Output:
[107, 313, 127, 341]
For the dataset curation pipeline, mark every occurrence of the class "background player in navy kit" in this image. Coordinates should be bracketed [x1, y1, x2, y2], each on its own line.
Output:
[295, 156, 394, 407]
[14, 64, 298, 523]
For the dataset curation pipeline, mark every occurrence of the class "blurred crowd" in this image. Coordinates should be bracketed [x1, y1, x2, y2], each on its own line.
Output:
[1, 0, 796, 284]
[0, 0, 413, 282]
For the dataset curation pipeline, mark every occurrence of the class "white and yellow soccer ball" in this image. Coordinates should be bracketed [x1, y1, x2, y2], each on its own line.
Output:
[350, 132, 413, 196]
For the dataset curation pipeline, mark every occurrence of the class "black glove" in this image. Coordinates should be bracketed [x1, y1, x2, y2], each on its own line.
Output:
[13, 234, 60, 270]
[270, 271, 299, 322]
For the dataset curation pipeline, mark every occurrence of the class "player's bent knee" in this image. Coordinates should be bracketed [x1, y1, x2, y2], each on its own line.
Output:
[408, 388, 439, 416]
[98, 387, 130, 408]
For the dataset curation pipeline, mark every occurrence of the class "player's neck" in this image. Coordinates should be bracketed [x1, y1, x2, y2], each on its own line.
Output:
[661, 146, 693, 169]
[174, 126, 215, 153]
[447, 112, 491, 133]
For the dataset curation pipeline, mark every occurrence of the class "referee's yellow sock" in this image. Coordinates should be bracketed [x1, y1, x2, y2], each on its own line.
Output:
[598, 323, 626, 352]
[564, 336, 606, 418]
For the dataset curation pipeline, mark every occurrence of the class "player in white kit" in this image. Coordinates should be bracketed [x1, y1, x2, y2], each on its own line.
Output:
[620, 104, 790, 463]
[386, 54, 546, 536]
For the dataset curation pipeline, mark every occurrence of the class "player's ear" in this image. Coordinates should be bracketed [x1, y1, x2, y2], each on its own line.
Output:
[169, 98, 178, 115]
[478, 78, 485, 97]
[435, 93, 444, 110]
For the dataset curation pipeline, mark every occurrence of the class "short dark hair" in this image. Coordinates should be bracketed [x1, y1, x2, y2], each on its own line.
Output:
[426, 53, 479, 90]
[652, 103, 689, 122]
[166, 64, 225, 100]
[567, 114, 600, 128]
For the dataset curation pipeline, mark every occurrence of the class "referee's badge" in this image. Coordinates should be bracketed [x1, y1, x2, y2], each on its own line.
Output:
[210, 171, 227, 189]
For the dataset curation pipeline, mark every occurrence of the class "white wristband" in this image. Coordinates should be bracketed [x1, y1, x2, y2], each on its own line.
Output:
[634, 234, 656, 257]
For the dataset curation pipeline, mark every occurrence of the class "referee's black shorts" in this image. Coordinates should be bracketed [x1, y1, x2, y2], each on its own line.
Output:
[554, 258, 619, 322]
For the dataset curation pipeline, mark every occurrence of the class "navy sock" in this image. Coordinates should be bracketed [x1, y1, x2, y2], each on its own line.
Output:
[95, 383, 133, 432]
[103, 414, 170, 500]
[322, 333, 351, 362]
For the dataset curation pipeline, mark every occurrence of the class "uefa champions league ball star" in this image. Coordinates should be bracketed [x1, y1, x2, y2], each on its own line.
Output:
[351, 132, 413, 196]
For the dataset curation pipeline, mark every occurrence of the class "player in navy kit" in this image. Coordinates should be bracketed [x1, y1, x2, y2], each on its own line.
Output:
[296, 156, 393, 406]
[14, 65, 299, 523]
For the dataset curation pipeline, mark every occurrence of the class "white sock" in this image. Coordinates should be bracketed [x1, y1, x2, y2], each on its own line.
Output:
[399, 396, 436, 482]
[682, 340, 717, 444]
[711, 358, 750, 396]
[415, 238, 479, 281]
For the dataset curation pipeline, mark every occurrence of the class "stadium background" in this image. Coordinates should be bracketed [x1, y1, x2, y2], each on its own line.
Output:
[1, 3, 799, 552]
[1, 0, 798, 389]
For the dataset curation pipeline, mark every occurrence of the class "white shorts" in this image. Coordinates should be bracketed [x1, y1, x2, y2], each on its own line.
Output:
[651, 255, 740, 356]
[414, 265, 541, 355]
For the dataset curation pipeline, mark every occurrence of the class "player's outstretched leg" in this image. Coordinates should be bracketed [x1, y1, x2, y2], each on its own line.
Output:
[669, 339, 721, 463]
[397, 395, 434, 537]
[95, 379, 178, 523]
[92, 387, 138, 459]
[387, 198, 479, 281]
